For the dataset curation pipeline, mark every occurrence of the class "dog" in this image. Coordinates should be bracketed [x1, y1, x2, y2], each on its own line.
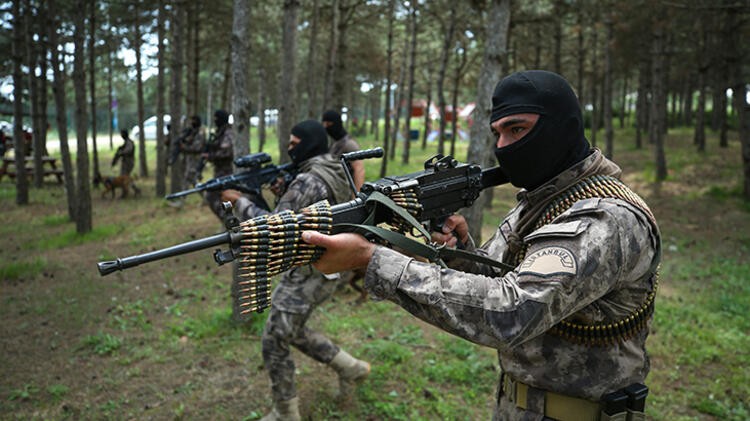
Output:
[93, 173, 141, 199]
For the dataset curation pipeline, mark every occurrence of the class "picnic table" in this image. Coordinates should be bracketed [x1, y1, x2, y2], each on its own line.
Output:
[0, 156, 64, 183]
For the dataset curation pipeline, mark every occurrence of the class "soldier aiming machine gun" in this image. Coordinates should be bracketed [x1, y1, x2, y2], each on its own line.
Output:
[166, 152, 296, 211]
[98, 148, 509, 314]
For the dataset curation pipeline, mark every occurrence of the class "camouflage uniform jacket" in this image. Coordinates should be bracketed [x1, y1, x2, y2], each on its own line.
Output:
[181, 128, 205, 154]
[207, 125, 234, 178]
[235, 154, 350, 314]
[112, 138, 135, 176]
[364, 150, 661, 418]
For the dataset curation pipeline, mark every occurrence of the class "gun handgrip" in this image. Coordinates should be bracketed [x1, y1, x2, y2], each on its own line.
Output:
[97, 260, 122, 276]
[342, 147, 384, 162]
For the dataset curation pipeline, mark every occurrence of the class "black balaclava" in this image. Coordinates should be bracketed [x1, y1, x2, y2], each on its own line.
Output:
[120, 129, 129, 139]
[289, 120, 329, 166]
[214, 109, 229, 127]
[321, 109, 347, 141]
[191, 115, 201, 128]
[491, 70, 591, 190]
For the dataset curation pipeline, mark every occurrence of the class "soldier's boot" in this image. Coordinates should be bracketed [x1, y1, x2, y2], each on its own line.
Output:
[259, 397, 301, 421]
[329, 349, 370, 399]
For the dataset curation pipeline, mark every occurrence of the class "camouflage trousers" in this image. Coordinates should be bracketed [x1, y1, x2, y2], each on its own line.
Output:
[183, 154, 201, 187]
[261, 270, 342, 402]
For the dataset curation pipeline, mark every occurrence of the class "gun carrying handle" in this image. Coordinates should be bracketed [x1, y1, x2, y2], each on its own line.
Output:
[340, 147, 384, 195]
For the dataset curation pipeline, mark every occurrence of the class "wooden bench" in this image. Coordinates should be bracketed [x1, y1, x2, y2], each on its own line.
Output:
[0, 156, 64, 183]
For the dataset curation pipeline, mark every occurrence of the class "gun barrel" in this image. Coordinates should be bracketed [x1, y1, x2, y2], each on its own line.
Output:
[97, 232, 231, 276]
[165, 187, 203, 200]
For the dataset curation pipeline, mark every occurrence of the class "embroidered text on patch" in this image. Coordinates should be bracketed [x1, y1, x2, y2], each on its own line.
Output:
[519, 246, 577, 277]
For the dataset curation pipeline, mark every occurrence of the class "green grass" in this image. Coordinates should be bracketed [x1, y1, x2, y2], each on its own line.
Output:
[0, 257, 46, 281]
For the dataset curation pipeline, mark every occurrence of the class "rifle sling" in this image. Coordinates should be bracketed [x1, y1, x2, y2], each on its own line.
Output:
[336, 191, 514, 273]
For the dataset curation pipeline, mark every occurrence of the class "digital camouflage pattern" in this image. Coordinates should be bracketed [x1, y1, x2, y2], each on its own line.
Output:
[364, 150, 661, 420]
[235, 154, 351, 402]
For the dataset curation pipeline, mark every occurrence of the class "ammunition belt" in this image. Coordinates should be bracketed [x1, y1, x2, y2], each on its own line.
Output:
[512, 175, 658, 346]
[235, 201, 333, 313]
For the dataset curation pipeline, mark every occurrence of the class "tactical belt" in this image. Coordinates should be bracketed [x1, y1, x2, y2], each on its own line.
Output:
[501, 375, 602, 421]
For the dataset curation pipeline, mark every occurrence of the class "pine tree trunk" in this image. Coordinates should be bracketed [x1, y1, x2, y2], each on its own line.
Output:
[169, 1, 185, 194]
[278, 0, 299, 163]
[450, 47, 467, 158]
[421, 69, 432, 149]
[650, 8, 668, 182]
[390, 22, 409, 161]
[258, 68, 267, 152]
[232, 0, 251, 161]
[463, 0, 510, 244]
[73, 0, 92, 233]
[305, 0, 320, 118]
[576, 3, 585, 110]
[380, 0, 394, 178]
[590, 23, 599, 147]
[48, 0, 76, 219]
[402, 3, 417, 165]
[89, 0, 99, 179]
[155, 0, 167, 197]
[603, 14, 614, 159]
[322, 0, 340, 112]
[25, 4, 44, 188]
[436, 3, 456, 157]
[12, 0, 29, 205]
[134, 1, 147, 177]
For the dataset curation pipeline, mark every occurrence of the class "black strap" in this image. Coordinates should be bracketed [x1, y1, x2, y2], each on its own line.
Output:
[335, 191, 515, 272]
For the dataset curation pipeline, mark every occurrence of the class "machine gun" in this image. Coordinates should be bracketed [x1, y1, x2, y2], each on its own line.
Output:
[165, 152, 295, 210]
[98, 148, 509, 313]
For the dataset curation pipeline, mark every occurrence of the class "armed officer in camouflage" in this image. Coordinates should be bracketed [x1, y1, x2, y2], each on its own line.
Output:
[322, 109, 365, 192]
[178, 115, 206, 187]
[303, 71, 661, 420]
[112, 129, 136, 176]
[221, 120, 370, 421]
[203, 109, 235, 219]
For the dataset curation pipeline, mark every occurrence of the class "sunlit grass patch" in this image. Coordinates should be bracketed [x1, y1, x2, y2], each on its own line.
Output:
[81, 332, 123, 356]
[31, 223, 124, 250]
[0, 257, 46, 281]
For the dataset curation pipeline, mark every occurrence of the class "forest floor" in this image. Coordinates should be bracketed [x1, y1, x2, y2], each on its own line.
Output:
[0, 128, 748, 420]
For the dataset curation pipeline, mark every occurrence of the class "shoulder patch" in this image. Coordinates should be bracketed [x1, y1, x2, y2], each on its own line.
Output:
[518, 246, 578, 277]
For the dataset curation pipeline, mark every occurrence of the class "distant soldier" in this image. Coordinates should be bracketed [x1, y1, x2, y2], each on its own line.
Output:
[179, 115, 206, 186]
[200, 109, 235, 219]
[321, 109, 365, 192]
[112, 129, 135, 176]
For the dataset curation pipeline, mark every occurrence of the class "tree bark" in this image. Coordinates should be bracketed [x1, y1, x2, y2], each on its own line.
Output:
[322, 0, 340, 112]
[278, 0, 299, 163]
[694, 23, 708, 153]
[590, 21, 599, 147]
[258, 68, 267, 152]
[450, 45, 467, 158]
[380, 0, 394, 178]
[436, 2, 457, 157]
[402, 2, 418, 165]
[12, 0, 29, 205]
[232, 0, 251, 162]
[73, 0, 92, 233]
[650, 8, 667, 182]
[155, 0, 167, 197]
[89, 0, 99, 179]
[25, 2, 44, 187]
[305, 0, 321, 118]
[603, 14, 614, 159]
[389, 19, 409, 161]
[169, 1, 185, 194]
[134, 1, 147, 177]
[421, 68, 432, 149]
[463, 0, 511, 243]
[576, 2, 585, 110]
[48, 0, 76, 219]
